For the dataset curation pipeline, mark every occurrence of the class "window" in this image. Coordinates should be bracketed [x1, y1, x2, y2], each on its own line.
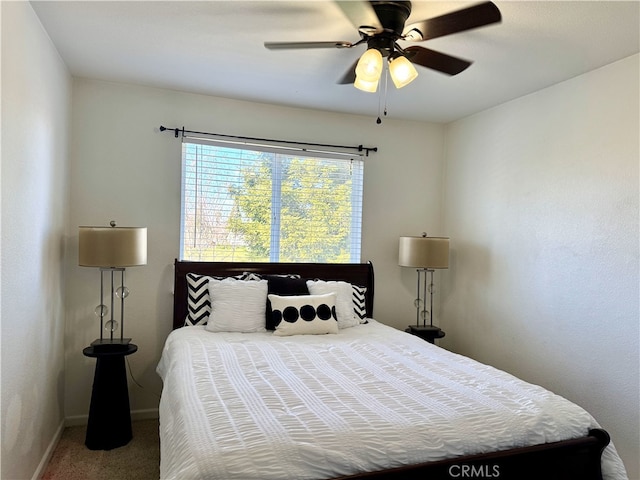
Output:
[180, 139, 363, 262]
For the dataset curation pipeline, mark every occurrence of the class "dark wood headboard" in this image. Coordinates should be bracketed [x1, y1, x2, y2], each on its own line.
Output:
[173, 259, 375, 329]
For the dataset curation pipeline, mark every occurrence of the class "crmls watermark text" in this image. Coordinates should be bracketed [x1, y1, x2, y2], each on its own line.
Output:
[448, 464, 501, 478]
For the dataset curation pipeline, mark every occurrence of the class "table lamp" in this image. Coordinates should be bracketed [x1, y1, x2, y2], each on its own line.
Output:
[79, 221, 147, 352]
[399, 234, 449, 329]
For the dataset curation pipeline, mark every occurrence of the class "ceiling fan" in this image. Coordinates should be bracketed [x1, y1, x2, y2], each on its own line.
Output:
[265, 1, 501, 92]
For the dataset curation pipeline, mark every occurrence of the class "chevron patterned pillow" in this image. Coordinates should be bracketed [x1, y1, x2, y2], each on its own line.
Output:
[185, 273, 218, 326]
[352, 284, 368, 323]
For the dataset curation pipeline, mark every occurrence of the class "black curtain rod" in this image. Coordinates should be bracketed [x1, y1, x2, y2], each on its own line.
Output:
[159, 126, 378, 157]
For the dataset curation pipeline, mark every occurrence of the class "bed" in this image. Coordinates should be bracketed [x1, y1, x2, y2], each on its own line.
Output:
[157, 259, 628, 480]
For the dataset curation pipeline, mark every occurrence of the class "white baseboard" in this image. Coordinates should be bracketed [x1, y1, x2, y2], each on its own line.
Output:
[32, 419, 65, 480]
[64, 414, 88, 427]
[131, 408, 160, 421]
[65, 408, 159, 427]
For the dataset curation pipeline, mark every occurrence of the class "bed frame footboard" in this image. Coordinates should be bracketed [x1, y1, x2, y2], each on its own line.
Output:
[337, 428, 610, 480]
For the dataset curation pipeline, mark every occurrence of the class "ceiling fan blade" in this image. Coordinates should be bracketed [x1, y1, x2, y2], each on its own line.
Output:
[404, 46, 472, 76]
[265, 41, 354, 50]
[403, 1, 501, 42]
[334, 1, 383, 35]
[337, 59, 359, 84]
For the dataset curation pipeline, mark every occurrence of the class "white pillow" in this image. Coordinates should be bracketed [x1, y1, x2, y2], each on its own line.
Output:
[185, 272, 255, 326]
[205, 278, 268, 333]
[269, 293, 339, 336]
[306, 280, 359, 329]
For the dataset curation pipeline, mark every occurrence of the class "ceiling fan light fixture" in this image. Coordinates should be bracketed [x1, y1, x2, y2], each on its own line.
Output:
[265, 1, 503, 96]
[355, 48, 384, 83]
[389, 55, 418, 89]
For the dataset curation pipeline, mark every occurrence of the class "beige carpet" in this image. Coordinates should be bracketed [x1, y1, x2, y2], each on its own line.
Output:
[42, 419, 160, 480]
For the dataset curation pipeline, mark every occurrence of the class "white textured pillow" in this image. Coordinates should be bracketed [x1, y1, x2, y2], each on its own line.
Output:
[205, 278, 268, 333]
[269, 293, 339, 336]
[306, 280, 359, 329]
[185, 272, 256, 326]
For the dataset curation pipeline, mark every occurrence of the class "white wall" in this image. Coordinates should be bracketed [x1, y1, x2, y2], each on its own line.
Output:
[441, 54, 639, 479]
[0, 2, 72, 479]
[64, 78, 445, 418]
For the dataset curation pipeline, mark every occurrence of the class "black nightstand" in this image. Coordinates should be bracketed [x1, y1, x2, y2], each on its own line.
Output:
[405, 325, 445, 344]
[83, 343, 137, 450]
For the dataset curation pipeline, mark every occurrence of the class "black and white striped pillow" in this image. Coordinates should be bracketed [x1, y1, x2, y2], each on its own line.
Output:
[185, 273, 218, 326]
[352, 284, 368, 323]
[185, 272, 255, 326]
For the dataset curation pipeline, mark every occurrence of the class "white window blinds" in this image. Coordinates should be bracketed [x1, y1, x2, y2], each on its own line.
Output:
[181, 139, 363, 262]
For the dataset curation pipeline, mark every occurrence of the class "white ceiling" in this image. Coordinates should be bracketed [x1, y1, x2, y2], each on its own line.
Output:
[31, 1, 639, 123]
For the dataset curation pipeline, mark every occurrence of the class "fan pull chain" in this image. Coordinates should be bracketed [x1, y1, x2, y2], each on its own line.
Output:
[383, 68, 389, 118]
[376, 85, 383, 124]
[376, 64, 389, 125]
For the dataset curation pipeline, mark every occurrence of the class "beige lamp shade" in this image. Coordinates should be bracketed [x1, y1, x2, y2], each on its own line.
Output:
[79, 226, 147, 267]
[399, 236, 449, 269]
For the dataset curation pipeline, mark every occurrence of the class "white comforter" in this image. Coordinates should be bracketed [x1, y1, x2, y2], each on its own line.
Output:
[157, 320, 627, 480]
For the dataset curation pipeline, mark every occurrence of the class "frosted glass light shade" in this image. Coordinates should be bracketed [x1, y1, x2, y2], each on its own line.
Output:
[399, 236, 449, 269]
[79, 226, 147, 267]
[389, 56, 418, 89]
[355, 48, 383, 82]
[354, 76, 379, 93]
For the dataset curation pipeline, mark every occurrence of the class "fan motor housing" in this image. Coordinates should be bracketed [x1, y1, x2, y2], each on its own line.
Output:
[371, 1, 412, 36]
[367, 36, 396, 57]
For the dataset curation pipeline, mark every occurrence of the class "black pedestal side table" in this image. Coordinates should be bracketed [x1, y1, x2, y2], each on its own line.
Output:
[83, 343, 138, 450]
[405, 325, 446, 344]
